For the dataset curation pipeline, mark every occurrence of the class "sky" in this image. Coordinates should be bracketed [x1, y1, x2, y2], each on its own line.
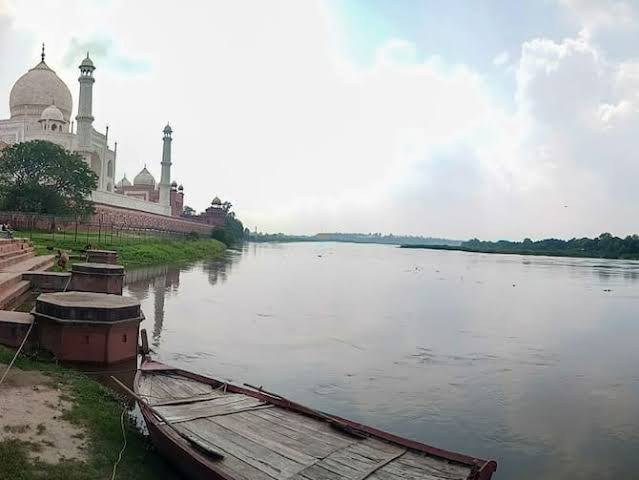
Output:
[1, 0, 639, 240]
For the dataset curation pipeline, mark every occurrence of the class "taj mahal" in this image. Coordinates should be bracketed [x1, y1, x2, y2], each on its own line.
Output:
[0, 45, 224, 226]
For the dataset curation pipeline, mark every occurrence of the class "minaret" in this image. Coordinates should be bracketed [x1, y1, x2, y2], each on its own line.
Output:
[159, 123, 173, 206]
[76, 53, 95, 148]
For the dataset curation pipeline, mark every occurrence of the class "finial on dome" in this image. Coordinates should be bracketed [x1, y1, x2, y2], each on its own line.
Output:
[41, 43, 45, 62]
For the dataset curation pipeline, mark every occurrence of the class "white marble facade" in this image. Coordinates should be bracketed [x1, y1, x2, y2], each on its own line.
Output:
[0, 47, 171, 216]
[0, 47, 116, 192]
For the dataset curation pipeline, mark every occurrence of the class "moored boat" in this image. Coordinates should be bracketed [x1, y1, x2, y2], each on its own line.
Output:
[132, 358, 497, 480]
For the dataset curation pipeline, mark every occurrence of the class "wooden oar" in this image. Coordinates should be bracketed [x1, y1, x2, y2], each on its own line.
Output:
[243, 382, 368, 439]
[110, 376, 225, 460]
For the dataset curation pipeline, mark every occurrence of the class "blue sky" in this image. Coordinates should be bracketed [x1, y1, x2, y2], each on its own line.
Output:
[2, 0, 639, 239]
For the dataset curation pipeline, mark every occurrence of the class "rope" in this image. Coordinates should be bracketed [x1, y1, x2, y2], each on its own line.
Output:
[0, 321, 34, 386]
[110, 405, 128, 480]
[63, 273, 71, 292]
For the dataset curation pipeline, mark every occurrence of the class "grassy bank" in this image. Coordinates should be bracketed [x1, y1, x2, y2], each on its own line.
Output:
[0, 346, 179, 480]
[19, 232, 226, 268]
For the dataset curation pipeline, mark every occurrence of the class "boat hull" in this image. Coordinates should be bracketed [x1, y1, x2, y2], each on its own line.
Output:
[134, 359, 497, 480]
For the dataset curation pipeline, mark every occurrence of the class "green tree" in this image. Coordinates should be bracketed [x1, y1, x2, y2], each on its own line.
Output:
[211, 207, 246, 246]
[182, 205, 196, 217]
[0, 140, 98, 216]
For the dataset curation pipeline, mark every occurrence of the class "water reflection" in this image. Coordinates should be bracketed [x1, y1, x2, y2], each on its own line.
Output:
[123, 244, 639, 480]
[125, 251, 241, 347]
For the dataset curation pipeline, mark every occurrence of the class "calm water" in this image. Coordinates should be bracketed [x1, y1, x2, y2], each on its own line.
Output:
[124, 242, 639, 480]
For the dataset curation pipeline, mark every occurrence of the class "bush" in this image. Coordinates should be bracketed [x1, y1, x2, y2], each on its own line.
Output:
[186, 231, 200, 241]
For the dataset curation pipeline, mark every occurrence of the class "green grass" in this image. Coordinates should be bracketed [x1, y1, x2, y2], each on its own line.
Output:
[16, 230, 226, 268]
[0, 346, 180, 479]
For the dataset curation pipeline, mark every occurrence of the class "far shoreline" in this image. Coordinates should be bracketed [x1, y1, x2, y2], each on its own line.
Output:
[400, 244, 639, 261]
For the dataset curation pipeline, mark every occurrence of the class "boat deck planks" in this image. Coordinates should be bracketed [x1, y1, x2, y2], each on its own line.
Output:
[136, 367, 487, 480]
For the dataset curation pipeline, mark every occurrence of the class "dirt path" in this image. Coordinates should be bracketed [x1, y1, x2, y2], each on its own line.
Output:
[0, 362, 87, 463]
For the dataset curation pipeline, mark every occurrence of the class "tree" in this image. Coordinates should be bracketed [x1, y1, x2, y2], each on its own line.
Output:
[221, 201, 233, 213]
[211, 205, 246, 246]
[182, 205, 196, 217]
[0, 140, 98, 216]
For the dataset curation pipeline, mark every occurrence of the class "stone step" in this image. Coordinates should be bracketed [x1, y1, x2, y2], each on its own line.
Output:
[0, 251, 34, 270]
[3, 254, 56, 273]
[0, 247, 34, 262]
[0, 241, 31, 255]
[0, 280, 30, 309]
[0, 272, 24, 293]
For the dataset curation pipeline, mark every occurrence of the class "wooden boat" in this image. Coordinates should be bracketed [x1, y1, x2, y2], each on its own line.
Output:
[133, 358, 497, 480]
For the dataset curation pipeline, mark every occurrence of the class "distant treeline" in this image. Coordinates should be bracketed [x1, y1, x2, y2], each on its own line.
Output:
[250, 232, 462, 246]
[402, 233, 639, 260]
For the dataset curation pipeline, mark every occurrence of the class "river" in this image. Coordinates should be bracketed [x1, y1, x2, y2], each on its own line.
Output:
[124, 241, 639, 480]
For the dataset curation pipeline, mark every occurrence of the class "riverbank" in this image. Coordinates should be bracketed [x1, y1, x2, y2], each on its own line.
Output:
[400, 244, 639, 260]
[0, 346, 178, 479]
[22, 235, 226, 268]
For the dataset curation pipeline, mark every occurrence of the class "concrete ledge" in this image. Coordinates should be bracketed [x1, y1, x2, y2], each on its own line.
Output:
[23, 271, 72, 292]
[0, 311, 34, 348]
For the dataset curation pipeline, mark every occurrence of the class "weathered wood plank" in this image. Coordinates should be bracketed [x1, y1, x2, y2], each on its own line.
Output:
[151, 390, 228, 407]
[394, 452, 470, 478]
[238, 411, 351, 458]
[137, 374, 175, 403]
[177, 419, 313, 478]
[209, 415, 318, 465]
[161, 423, 275, 480]
[254, 408, 356, 448]
[291, 463, 347, 480]
[351, 449, 406, 480]
[138, 374, 211, 403]
[367, 468, 452, 480]
[155, 374, 214, 397]
[155, 396, 268, 424]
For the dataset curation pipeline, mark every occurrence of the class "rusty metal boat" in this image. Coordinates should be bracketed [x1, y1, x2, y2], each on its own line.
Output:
[132, 358, 497, 480]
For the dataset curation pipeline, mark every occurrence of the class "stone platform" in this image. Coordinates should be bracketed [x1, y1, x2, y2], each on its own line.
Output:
[69, 263, 125, 295]
[0, 311, 33, 348]
[33, 292, 143, 364]
[86, 249, 118, 264]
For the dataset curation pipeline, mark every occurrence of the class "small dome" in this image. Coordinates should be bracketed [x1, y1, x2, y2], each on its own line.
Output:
[178, 184, 184, 191]
[10, 59, 73, 121]
[163, 123, 172, 134]
[39, 104, 64, 122]
[171, 180, 178, 188]
[212, 196, 222, 206]
[133, 166, 156, 186]
[117, 174, 131, 188]
[80, 53, 95, 69]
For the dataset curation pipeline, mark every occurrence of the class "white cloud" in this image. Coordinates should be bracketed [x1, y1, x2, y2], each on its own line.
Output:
[2, 1, 639, 238]
[559, 0, 638, 36]
[493, 51, 510, 67]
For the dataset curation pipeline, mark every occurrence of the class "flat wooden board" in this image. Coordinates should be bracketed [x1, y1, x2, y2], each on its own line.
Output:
[138, 373, 217, 404]
[155, 394, 269, 423]
[175, 418, 315, 478]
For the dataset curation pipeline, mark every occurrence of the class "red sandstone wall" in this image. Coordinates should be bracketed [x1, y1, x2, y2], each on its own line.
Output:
[0, 204, 225, 235]
[93, 204, 220, 234]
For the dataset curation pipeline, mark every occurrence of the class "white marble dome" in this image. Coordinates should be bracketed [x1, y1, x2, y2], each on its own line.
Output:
[134, 166, 156, 187]
[10, 60, 73, 122]
[40, 104, 64, 122]
[117, 175, 132, 188]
